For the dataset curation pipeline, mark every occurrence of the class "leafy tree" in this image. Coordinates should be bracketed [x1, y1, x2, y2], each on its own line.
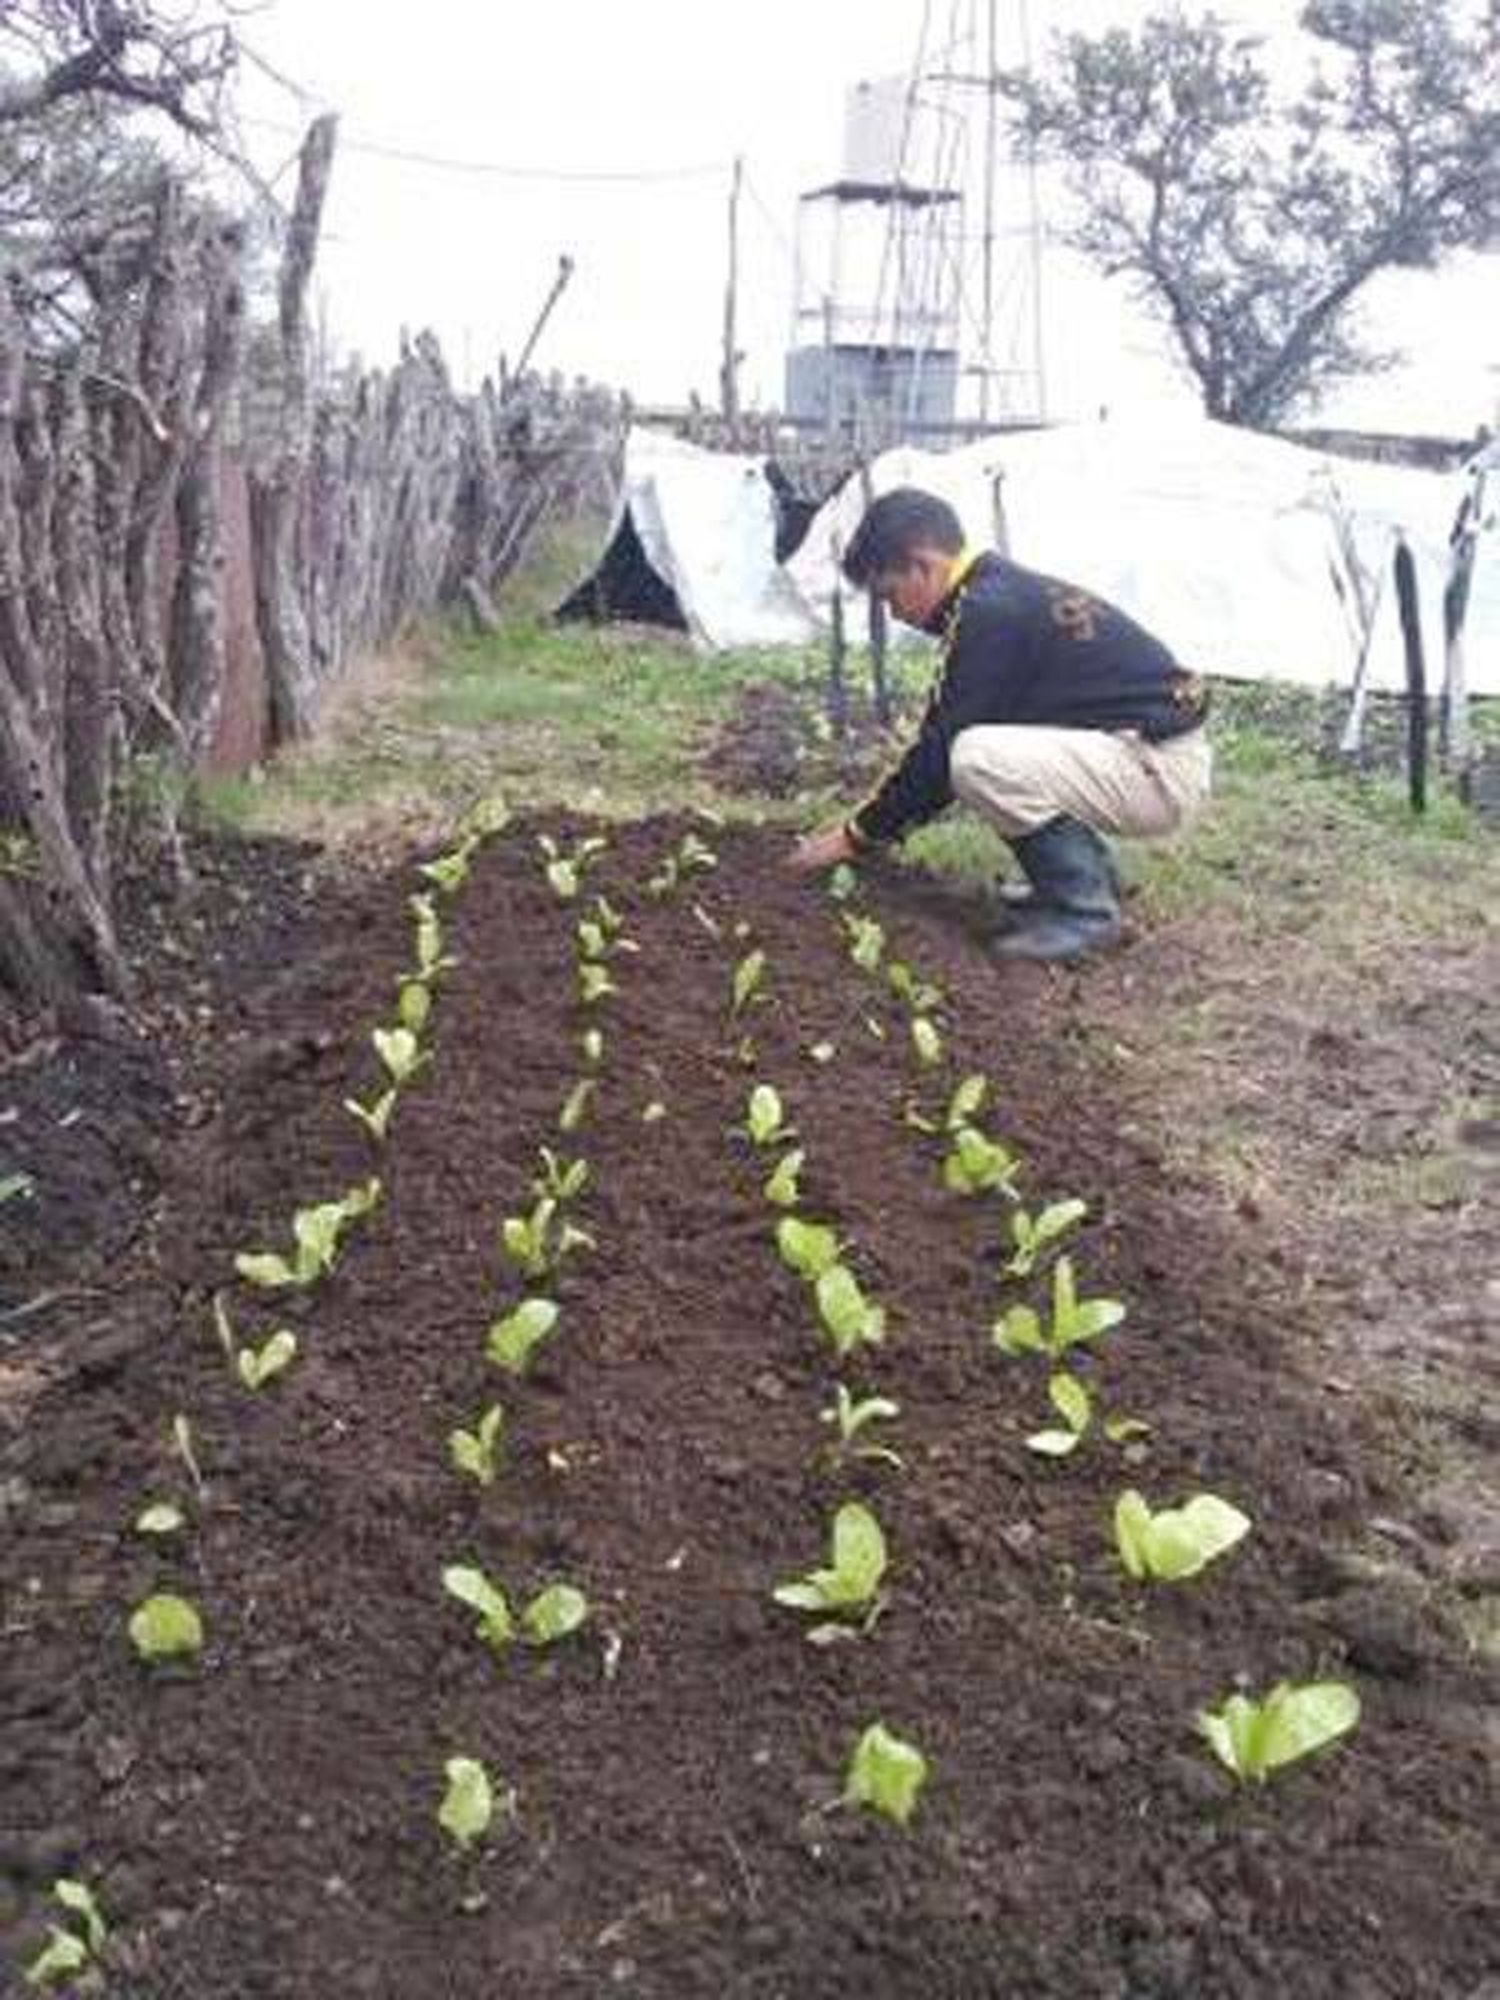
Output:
[1007, 0, 1500, 426]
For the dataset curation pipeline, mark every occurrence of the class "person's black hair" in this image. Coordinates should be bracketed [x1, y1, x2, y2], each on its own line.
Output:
[842, 487, 964, 587]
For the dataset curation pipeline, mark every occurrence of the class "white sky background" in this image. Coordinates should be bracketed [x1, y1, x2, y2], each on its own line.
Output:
[236, 0, 1499, 435]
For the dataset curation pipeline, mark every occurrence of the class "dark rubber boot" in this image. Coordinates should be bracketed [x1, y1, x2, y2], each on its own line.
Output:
[990, 816, 1122, 962]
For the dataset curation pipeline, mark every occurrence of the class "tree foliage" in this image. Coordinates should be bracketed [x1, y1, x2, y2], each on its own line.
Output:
[1008, 0, 1500, 426]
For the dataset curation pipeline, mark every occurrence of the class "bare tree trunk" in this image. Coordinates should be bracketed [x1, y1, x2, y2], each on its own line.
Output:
[250, 113, 337, 744]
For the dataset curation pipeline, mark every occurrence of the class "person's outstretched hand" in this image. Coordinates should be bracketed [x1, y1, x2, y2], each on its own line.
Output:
[786, 822, 858, 876]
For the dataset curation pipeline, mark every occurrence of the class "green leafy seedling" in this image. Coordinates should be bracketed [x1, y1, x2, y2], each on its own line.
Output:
[237, 1328, 297, 1391]
[1114, 1489, 1251, 1581]
[775, 1214, 841, 1281]
[1197, 1681, 1360, 1783]
[128, 1592, 203, 1662]
[774, 1501, 888, 1633]
[487, 1298, 560, 1376]
[911, 1016, 943, 1067]
[1004, 1199, 1088, 1278]
[417, 836, 477, 895]
[994, 1256, 1125, 1358]
[943, 1124, 1019, 1197]
[577, 961, 615, 1005]
[409, 892, 458, 982]
[816, 1264, 886, 1357]
[642, 1100, 666, 1123]
[521, 1583, 589, 1646]
[745, 1083, 793, 1147]
[443, 1564, 514, 1651]
[731, 948, 767, 1016]
[844, 1722, 928, 1826]
[888, 960, 943, 1013]
[763, 1147, 805, 1208]
[820, 1384, 902, 1469]
[397, 977, 432, 1033]
[25, 1879, 107, 1987]
[0, 1169, 34, 1206]
[449, 1404, 505, 1486]
[946, 1073, 988, 1130]
[501, 1196, 593, 1279]
[559, 1078, 596, 1132]
[171, 1412, 206, 1500]
[677, 832, 717, 873]
[1025, 1369, 1093, 1457]
[438, 1755, 493, 1851]
[373, 1024, 427, 1085]
[581, 1027, 604, 1067]
[531, 1147, 590, 1203]
[344, 1087, 397, 1142]
[237, 1176, 384, 1289]
[134, 1501, 185, 1536]
[843, 912, 885, 971]
[827, 863, 858, 902]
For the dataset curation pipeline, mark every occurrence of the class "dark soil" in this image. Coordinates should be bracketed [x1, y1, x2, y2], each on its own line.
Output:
[2, 820, 1496, 1999]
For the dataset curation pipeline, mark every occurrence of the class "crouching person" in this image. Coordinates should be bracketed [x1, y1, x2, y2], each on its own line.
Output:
[788, 486, 1212, 961]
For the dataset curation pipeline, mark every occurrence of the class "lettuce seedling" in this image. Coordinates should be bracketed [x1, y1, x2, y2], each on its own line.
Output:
[763, 1147, 805, 1208]
[1114, 1489, 1251, 1582]
[642, 1100, 666, 1123]
[417, 836, 478, 896]
[592, 893, 625, 935]
[449, 1404, 505, 1486]
[774, 1501, 888, 1633]
[994, 1255, 1125, 1358]
[887, 960, 943, 1013]
[1025, 1369, 1093, 1457]
[410, 894, 458, 981]
[438, 1756, 493, 1852]
[745, 1083, 792, 1147]
[171, 1412, 206, 1500]
[581, 1027, 604, 1067]
[235, 1178, 382, 1288]
[128, 1592, 203, 1662]
[947, 1074, 988, 1129]
[776, 1214, 841, 1281]
[531, 1147, 590, 1203]
[911, 1016, 943, 1068]
[827, 863, 858, 902]
[501, 1196, 593, 1279]
[538, 832, 607, 901]
[397, 977, 432, 1034]
[443, 1565, 589, 1652]
[521, 1583, 589, 1645]
[731, 948, 766, 1016]
[343, 1086, 397, 1142]
[1197, 1681, 1360, 1783]
[577, 961, 616, 1005]
[943, 1124, 1019, 1197]
[558, 1078, 595, 1133]
[0, 1169, 34, 1206]
[820, 1384, 902, 1470]
[25, 1878, 107, 1988]
[442, 1564, 514, 1650]
[1004, 1199, 1087, 1279]
[374, 1024, 427, 1085]
[843, 912, 885, 971]
[237, 1328, 297, 1391]
[816, 1264, 886, 1357]
[134, 1501, 185, 1536]
[844, 1722, 928, 1826]
[486, 1298, 560, 1376]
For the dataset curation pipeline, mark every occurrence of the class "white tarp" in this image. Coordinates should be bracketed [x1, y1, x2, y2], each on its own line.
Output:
[785, 415, 1500, 695]
[577, 428, 813, 652]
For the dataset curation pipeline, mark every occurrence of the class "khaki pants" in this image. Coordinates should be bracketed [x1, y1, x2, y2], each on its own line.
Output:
[949, 723, 1212, 839]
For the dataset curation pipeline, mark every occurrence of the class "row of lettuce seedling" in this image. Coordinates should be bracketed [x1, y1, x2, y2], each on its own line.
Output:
[828, 866, 1360, 1793]
[25, 811, 510, 1984]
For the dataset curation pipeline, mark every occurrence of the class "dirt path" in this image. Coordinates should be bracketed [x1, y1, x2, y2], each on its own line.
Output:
[2, 819, 1495, 1997]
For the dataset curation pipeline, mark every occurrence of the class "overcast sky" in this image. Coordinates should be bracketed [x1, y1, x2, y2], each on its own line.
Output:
[236, 0, 1499, 435]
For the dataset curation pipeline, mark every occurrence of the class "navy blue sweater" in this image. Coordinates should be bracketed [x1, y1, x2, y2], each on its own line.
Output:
[851, 552, 1208, 846]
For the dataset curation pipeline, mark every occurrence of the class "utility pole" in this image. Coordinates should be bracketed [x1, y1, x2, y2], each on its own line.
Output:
[1017, 0, 1047, 420]
[720, 155, 744, 428]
